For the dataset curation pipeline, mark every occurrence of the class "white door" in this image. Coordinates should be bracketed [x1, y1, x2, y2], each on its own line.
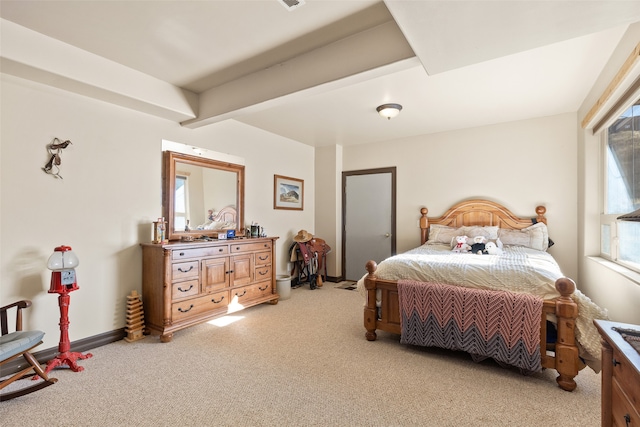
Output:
[343, 169, 395, 281]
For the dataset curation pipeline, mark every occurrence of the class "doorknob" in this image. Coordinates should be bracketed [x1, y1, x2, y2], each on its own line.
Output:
[385, 233, 391, 237]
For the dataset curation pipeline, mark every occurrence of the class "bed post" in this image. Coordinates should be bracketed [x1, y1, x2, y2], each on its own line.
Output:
[553, 277, 580, 392]
[535, 206, 547, 224]
[419, 207, 429, 245]
[364, 260, 379, 341]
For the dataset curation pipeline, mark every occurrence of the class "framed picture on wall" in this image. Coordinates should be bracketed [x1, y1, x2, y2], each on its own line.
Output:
[274, 174, 304, 210]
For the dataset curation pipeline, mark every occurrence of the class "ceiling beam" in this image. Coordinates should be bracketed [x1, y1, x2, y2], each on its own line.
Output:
[0, 19, 198, 122]
[181, 21, 415, 129]
[386, 0, 640, 76]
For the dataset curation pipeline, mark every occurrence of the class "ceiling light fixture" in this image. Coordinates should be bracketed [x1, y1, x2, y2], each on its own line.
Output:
[376, 103, 402, 120]
[278, 0, 305, 11]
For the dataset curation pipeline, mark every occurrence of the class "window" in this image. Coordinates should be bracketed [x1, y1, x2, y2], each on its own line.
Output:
[174, 174, 189, 231]
[601, 99, 640, 271]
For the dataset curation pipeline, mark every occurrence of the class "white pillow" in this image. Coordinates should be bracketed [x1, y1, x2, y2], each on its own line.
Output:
[464, 226, 499, 241]
[427, 224, 499, 246]
[427, 224, 463, 245]
[498, 222, 549, 251]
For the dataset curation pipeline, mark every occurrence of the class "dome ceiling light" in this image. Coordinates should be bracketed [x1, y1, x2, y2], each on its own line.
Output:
[376, 103, 402, 120]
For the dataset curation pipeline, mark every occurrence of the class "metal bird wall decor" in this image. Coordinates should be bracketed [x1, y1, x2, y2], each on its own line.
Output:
[42, 137, 72, 179]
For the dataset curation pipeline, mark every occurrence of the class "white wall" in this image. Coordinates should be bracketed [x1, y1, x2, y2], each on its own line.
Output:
[0, 75, 314, 349]
[314, 145, 342, 278]
[340, 113, 579, 279]
[577, 23, 640, 324]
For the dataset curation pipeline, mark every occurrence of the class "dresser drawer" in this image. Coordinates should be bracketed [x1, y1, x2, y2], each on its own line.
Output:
[172, 261, 199, 281]
[232, 281, 272, 303]
[255, 265, 272, 281]
[612, 379, 640, 427]
[172, 279, 199, 300]
[172, 291, 229, 321]
[172, 246, 228, 260]
[230, 241, 272, 254]
[612, 348, 640, 411]
[255, 250, 272, 266]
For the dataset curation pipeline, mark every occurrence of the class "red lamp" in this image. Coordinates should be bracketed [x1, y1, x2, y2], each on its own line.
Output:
[43, 245, 92, 375]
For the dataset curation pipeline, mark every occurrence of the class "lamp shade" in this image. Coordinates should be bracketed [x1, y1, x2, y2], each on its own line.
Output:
[47, 245, 80, 270]
[376, 103, 402, 119]
[617, 208, 640, 222]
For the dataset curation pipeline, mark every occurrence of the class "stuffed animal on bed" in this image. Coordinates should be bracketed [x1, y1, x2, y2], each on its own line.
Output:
[469, 236, 487, 254]
[484, 241, 503, 255]
[452, 235, 471, 253]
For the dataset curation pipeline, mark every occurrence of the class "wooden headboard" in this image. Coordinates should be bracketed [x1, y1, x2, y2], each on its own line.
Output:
[419, 199, 546, 245]
[213, 205, 237, 223]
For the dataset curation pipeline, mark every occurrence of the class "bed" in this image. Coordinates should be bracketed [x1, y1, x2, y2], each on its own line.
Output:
[357, 199, 608, 391]
[196, 205, 237, 230]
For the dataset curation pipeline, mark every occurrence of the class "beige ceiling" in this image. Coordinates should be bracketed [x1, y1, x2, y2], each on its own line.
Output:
[2, 0, 640, 147]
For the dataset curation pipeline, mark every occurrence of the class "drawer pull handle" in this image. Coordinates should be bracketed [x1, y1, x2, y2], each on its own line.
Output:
[178, 285, 194, 293]
[624, 414, 630, 427]
[258, 270, 268, 276]
[235, 290, 247, 297]
[259, 255, 269, 261]
[178, 266, 194, 273]
[264, 244, 268, 247]
[179, 252, 185, 256]
[212, 296, 225, 304]
[259, 285, 269, 291]
[178, 304, 194, 313]
[219, 248, 223, 252]
[613, 358, 621, 367]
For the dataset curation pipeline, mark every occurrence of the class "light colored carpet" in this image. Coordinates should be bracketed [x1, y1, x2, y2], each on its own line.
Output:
[0, 284, 601, 426]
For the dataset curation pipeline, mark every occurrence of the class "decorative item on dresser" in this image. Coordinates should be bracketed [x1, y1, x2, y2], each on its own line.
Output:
[594, 320, 640, 427]
[141, 237, 279, 342]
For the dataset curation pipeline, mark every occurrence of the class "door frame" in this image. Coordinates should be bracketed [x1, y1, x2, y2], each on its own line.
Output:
[341, 167, 396, 281]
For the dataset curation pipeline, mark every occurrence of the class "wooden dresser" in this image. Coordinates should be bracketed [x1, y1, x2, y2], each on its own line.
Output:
[594, 319, 640, 427]
[141, 237, 279, 342]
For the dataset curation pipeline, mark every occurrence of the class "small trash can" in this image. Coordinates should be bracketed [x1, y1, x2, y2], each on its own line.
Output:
[276, 275, 292, 300]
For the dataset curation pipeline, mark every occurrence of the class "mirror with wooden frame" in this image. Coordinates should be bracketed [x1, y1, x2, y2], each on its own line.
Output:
[163, 150, 245, 241]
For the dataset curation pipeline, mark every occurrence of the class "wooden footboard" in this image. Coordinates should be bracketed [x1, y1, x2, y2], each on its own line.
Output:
[364, 261, 584, 391]
[364, 261, 401, 339]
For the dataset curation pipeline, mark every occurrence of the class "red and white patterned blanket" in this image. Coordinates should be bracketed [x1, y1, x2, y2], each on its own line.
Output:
[398, 279, 544, 372]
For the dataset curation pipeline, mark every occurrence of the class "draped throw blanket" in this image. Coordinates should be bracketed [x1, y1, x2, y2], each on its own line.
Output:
[398, 279, 544, 373]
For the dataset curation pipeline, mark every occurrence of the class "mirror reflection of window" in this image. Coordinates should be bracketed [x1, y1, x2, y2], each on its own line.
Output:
[175, 174, 189, 230]
[175, 164, 237, 230]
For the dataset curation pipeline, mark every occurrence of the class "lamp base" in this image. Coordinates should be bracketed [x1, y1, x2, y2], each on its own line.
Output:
[43, 351, 93, 375]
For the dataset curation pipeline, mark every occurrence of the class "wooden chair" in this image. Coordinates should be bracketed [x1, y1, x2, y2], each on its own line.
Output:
[0, 300, 57, 401]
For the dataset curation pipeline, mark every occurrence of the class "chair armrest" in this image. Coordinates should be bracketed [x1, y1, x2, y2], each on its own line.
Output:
[1, 300, 32, 335]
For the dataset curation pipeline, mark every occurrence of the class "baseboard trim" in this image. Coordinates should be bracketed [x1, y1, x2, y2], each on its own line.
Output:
[1, 328, 125, 376]
[291, 275, 341, 288]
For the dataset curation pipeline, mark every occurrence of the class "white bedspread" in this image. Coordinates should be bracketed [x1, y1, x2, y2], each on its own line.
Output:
[357, 243, 609, 372]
